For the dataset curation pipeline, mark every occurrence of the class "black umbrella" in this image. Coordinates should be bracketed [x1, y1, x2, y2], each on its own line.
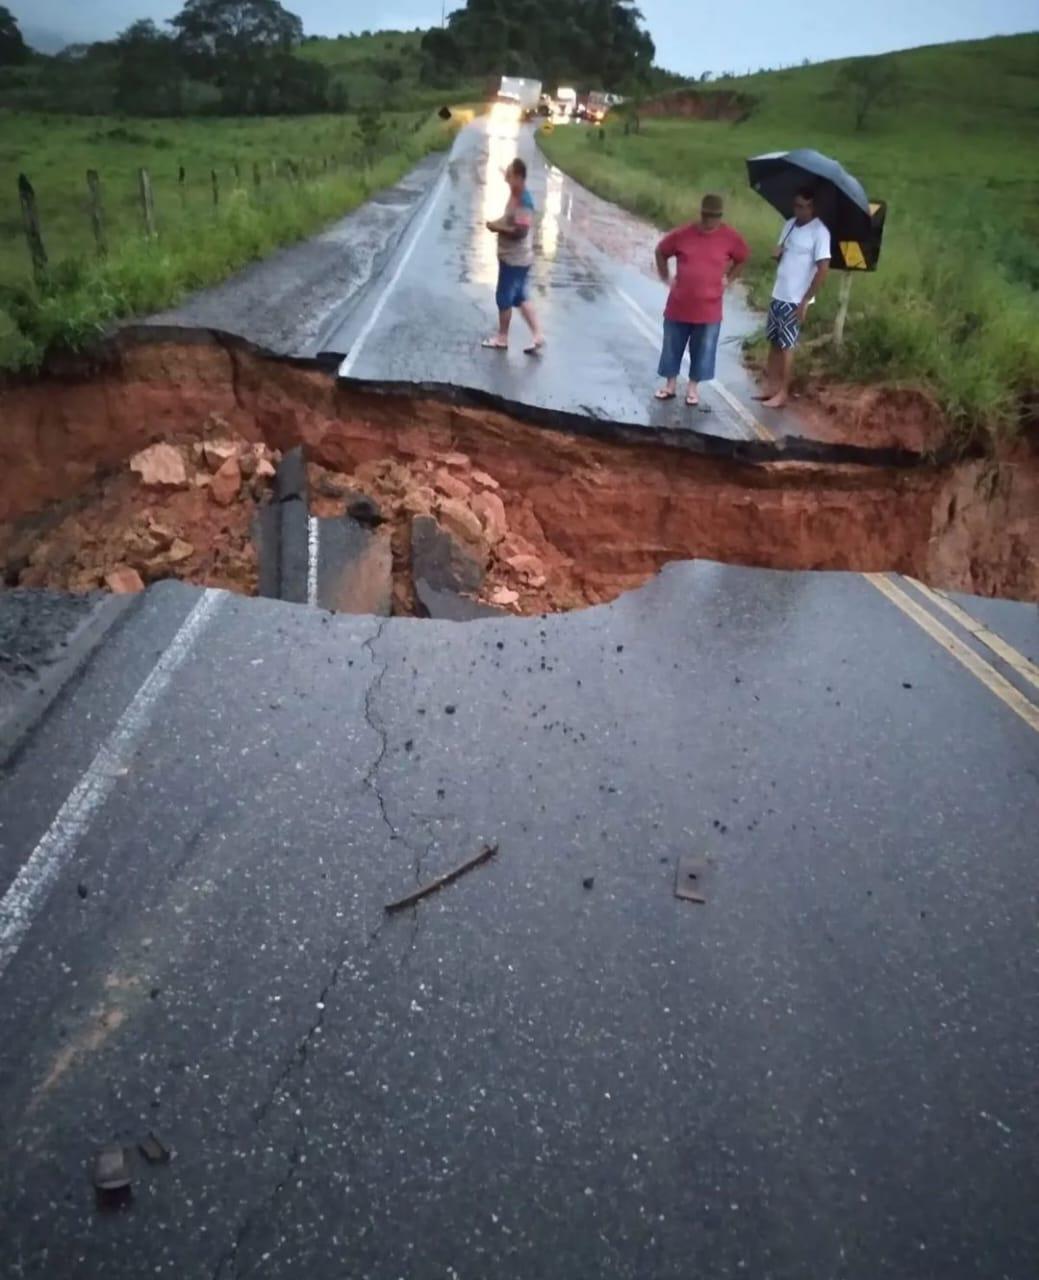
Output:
[746, 148, 872, 241]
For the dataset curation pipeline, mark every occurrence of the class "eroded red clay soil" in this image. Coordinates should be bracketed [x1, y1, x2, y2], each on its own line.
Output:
[0, 336, 1035, 611]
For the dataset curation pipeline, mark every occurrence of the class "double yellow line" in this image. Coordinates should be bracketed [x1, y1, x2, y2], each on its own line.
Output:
[615, 288, 1036, 731]
[866, 574, 1039, 734]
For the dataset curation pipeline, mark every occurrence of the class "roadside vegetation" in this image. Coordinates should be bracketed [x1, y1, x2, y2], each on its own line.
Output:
[0, 110, 453, 370]
[0, 0, 472, 371]
[541, 35, 1039, 443]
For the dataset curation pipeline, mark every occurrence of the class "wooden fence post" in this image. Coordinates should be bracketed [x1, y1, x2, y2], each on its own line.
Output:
[834, 274, 853, 349]
[17, 174, 48, 283]
[138, 167, 156, 237]
[233, 161, 241, 187]
[178, 165, 186, 205]
[211, 169, 219, 207]
[253, 160, 261, 189]
[86, 169, 107, 258]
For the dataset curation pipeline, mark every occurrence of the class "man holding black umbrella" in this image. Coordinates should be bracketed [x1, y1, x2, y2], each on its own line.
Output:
[758, 187, 831, 408]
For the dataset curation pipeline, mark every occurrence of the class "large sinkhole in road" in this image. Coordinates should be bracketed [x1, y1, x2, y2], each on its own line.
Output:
[0, 335, 1036, 613]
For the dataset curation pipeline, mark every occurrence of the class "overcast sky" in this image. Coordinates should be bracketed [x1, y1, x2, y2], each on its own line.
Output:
[14, 0, 1037, 76]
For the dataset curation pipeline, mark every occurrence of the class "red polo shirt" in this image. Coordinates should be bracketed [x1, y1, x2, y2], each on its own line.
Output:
[658, 222, 749, 325]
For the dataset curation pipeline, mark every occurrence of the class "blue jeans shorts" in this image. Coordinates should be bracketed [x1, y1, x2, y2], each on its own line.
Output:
[496, 262, 531, 311]
[658, 319, 721, 381]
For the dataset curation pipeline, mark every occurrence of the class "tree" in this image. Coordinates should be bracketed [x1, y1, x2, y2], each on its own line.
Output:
[842, 55, 902, 130]
[170, 0, 303, 61]
[377, 58, 404, 96]
[114, 20, 184, 115]
[170, 0, 305, 113]
[0, 4, 29, 66]
[423, 0, 655, 91]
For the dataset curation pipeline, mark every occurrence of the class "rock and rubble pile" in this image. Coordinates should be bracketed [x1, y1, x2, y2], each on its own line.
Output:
[309, 448, 576, 615]
[4, 417, 279, 596]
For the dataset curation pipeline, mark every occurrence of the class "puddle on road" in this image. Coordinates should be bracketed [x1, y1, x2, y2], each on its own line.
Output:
[0, 333, 1036, 613]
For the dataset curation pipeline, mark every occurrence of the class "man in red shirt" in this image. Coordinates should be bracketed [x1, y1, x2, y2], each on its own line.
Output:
[654, 194, 750, 406]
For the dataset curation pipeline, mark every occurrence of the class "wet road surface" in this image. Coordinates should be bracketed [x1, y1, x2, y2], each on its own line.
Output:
[0, 571, 1036, 1278]
[325, 115, 780, 444]
[2, 115, 1038, 1280]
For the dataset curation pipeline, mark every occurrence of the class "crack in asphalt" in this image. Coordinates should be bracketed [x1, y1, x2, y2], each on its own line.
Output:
[360, 618, 396, 841]
[214, 617, 452, 1277]
[213, 619, 399, 1280]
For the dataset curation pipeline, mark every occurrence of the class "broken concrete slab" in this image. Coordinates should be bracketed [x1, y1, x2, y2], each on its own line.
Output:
[275, 446, 308, 505]
[316, 516, 392, 616]
[411, 515, 485, 595]
[414, 578, 504, 621]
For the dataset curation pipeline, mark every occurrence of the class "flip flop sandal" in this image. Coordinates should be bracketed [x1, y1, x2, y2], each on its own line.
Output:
[685, 396, 700, 407]
[524, 342, 546, 357]
[654, 390, 677, 401]
[481, 338, 508, 349]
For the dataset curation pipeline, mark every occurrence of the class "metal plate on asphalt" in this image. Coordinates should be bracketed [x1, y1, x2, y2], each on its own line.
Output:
[674, 853, 708, 904]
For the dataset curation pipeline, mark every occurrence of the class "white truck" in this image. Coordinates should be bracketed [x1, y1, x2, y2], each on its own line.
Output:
[555, 86, 577, 118]
[497, 76, 543, 113]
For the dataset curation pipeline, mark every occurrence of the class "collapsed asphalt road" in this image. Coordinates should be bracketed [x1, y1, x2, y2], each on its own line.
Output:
[1, 115, 1038, 1279]
[0, 573, 1037, 1278]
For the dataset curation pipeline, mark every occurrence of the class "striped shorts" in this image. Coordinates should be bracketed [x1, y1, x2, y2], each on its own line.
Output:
[766, 299, 801, 350]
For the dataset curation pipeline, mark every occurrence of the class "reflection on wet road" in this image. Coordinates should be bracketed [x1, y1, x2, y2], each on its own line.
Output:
[327, 115, 773, 442]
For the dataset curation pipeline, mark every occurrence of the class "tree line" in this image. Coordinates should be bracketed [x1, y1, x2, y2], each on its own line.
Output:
[0, 0, 674, 118]
[421, 0, 657, 92]
[1, 1, 343, 116]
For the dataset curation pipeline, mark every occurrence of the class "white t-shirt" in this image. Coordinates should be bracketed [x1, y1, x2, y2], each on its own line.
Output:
[772, 217, 831, 304]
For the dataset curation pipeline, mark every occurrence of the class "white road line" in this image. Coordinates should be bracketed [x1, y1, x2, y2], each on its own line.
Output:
[615, 285, 662, 346]
[0, 589, 224, 981]
[307, 516, 320, 607]
[614, 287, 772, 442]
[338, 170, 449, 378]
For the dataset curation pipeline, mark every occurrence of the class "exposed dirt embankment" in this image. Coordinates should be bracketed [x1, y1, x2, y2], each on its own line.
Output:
[0, 333, 1036, 609]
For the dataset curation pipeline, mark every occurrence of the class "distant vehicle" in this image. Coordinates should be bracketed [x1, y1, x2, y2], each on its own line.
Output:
[586, 90, 611, 123]
[556, 86, 577, 117]
[497, 76, 543, 113]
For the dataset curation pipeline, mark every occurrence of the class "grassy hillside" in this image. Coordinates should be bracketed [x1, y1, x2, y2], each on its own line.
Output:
[542, 34, 1039, 442]
[0, 110, 455, 369]
[298, 29, 485, 109]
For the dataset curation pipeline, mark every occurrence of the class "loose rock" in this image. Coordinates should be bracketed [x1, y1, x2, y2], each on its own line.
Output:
[210, 456, 242, 507]
[129, 444, 188, 489]
[471, 491, 508, 546]
[105, 566, 145, 594]
[434, 469, 472, 502]
[437, 497, 486, 550]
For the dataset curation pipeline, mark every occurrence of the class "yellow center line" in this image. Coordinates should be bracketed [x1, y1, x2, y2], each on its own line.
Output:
[906, 578, 1039, 693]
[865, 574, 1039, 734]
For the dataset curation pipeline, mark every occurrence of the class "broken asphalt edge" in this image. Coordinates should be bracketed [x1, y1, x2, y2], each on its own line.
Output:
[303, 150, 451, 359]
[0, 591, 140, 773]
[93, 325, 956, 472]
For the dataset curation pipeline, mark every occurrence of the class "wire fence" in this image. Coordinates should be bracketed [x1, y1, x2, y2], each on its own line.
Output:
[10, 114, 432, 288]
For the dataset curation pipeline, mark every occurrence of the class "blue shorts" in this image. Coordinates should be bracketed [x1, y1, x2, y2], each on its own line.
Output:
[496, 262, 531, 311]
[766, 299, 801, 350]
[657, 319, 720, 382]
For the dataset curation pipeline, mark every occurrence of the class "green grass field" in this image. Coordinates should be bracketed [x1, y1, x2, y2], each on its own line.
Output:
[541, 34, 1039, 443]
[0, 109, 455, 370]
